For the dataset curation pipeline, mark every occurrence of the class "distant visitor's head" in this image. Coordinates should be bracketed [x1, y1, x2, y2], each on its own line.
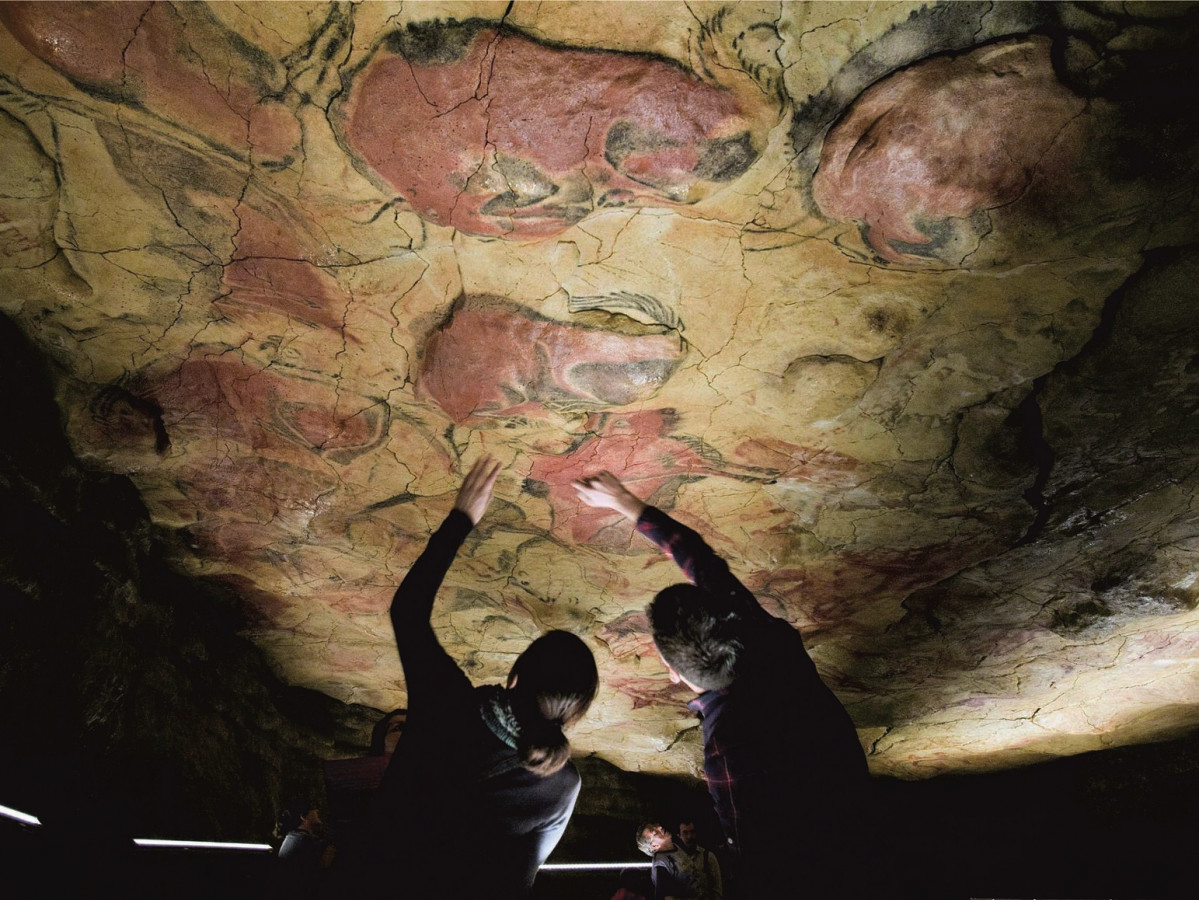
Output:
[676, 820, 696, 849]
[637, 822, 673, 856]
[507, 630, 599, 776]
[648, 584, 742, 691]
[274, 798, 318, 841]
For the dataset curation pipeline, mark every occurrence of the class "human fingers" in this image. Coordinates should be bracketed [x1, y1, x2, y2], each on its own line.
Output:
[455, 455, 501, 523]
[573, 471, 618, 492]
[477, 456, 501, 495]
[571, 474, 611, 505]
[464, 453, 496, 484]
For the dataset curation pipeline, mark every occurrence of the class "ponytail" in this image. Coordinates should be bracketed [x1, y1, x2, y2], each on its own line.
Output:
[507, 630, 599, 776]
[516, 713, 572, 776]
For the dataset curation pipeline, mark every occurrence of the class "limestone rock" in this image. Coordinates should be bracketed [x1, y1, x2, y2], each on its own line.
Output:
[1, 1, 1197, 780]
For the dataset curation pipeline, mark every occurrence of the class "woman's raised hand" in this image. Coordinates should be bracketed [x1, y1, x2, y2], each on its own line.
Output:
[453, 455, 502, 525]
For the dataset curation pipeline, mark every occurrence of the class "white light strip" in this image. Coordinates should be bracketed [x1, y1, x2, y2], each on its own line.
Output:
[133, 838, 273, 852]
[0, 804, 42, 826]
[3, 800, 644, 867]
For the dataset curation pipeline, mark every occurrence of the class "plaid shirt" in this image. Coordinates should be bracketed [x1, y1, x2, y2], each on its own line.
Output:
[636, 506, 764, 852]
[635, 505, 868, 874]
[635, 506, 760, 619]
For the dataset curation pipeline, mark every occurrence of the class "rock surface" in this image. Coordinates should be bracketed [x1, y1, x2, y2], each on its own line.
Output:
[1, 1, 1197, 780]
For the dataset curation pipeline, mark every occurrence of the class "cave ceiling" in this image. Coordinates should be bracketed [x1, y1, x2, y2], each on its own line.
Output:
[2, 1, 1198, 780]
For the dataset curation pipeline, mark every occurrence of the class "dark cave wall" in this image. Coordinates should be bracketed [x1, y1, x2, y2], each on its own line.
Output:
[0, 311, 378, 841]
[875, 735, 1199, 900]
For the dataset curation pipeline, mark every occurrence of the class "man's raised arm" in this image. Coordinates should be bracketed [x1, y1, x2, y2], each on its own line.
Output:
[572, 472, 760, 619]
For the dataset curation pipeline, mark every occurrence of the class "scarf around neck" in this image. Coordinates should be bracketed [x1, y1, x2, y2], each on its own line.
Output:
[478, 684, 521, 749]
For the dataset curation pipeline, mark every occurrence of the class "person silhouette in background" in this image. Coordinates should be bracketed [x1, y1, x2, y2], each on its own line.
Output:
[575, 472, 870, 899]
[672, 819, 722, 899]
[272, 799, 334, 898]
[322, 708, 407, 839]
[341, 456, 599, 899]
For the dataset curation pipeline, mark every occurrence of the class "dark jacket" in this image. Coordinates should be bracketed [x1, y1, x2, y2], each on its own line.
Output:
[347, 510, 580, 899]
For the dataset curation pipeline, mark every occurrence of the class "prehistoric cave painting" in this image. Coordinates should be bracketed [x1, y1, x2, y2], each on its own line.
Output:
[273, 400, 391, 467]
[0, 111, 57, 267]
[738, 568, 807, 622]
[0, 1, 298, 162]
[597, 610, 658, 661]
[143, 355, 389, 464]
[838, 542, 988, 619]
[216, 574, 292, 628]
[174, 456, 335, 525]
[219, 204, 357, 337]
[730, 437, 862, 489]
[2, 0, 1198, 781]
[527, 409, 709, 545]
[608, 675, 696, 711]
[339, 20, 770, 239]
[318, 582, 403, 620]
[418, 294, 685, 422]
[75, 385, 171, 461]
[812, 36, 1086, 265]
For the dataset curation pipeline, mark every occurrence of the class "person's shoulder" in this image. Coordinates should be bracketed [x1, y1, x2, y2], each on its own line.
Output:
[559, 758, 582, 791]
[736, 618, 816, 679]
[537, 757, 582, 807]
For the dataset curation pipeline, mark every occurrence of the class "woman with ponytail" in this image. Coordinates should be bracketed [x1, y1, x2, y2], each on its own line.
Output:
[353, 455, 598, 899]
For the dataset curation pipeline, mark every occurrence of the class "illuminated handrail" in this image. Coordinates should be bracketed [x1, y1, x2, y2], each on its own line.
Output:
[133, 839, 273, 852]
[540, 861, 651, 870]
[0, 804, 41, 827]
[4, 800, 650, 868]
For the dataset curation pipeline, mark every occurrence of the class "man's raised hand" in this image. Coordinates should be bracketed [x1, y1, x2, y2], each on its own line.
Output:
[572, 471, 647, 522]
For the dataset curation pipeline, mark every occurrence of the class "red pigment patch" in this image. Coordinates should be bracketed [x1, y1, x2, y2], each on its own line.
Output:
[326, 646, 385, 674]
[219, 205, 354, 335]
[1, 2, 298, 160]
[77, 385, 168, 458]
[731, 437, 862, 488]
[147, 356, 385, 462]
[220, 258, 351, 333]
[343, 25, 756, 238]
[619, 146, 702, 183]
[741, 568, 809, 621]
[184, 520, 298, 569]
[0, 1, 150, 86]
[609, 676, 695, 710]
[418, 296, 683, 422]
[528, 410, 708, 544]
[150, 356, 278, 447]
[274, 402, 389, 465]
[177, 456, 335, 520]
[812, 36, 1085, 262]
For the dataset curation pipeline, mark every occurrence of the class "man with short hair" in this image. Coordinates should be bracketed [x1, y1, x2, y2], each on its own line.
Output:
[575, 473, 870, 898]
[637, 822, 720, 900]
[671, 820, 722, 899]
